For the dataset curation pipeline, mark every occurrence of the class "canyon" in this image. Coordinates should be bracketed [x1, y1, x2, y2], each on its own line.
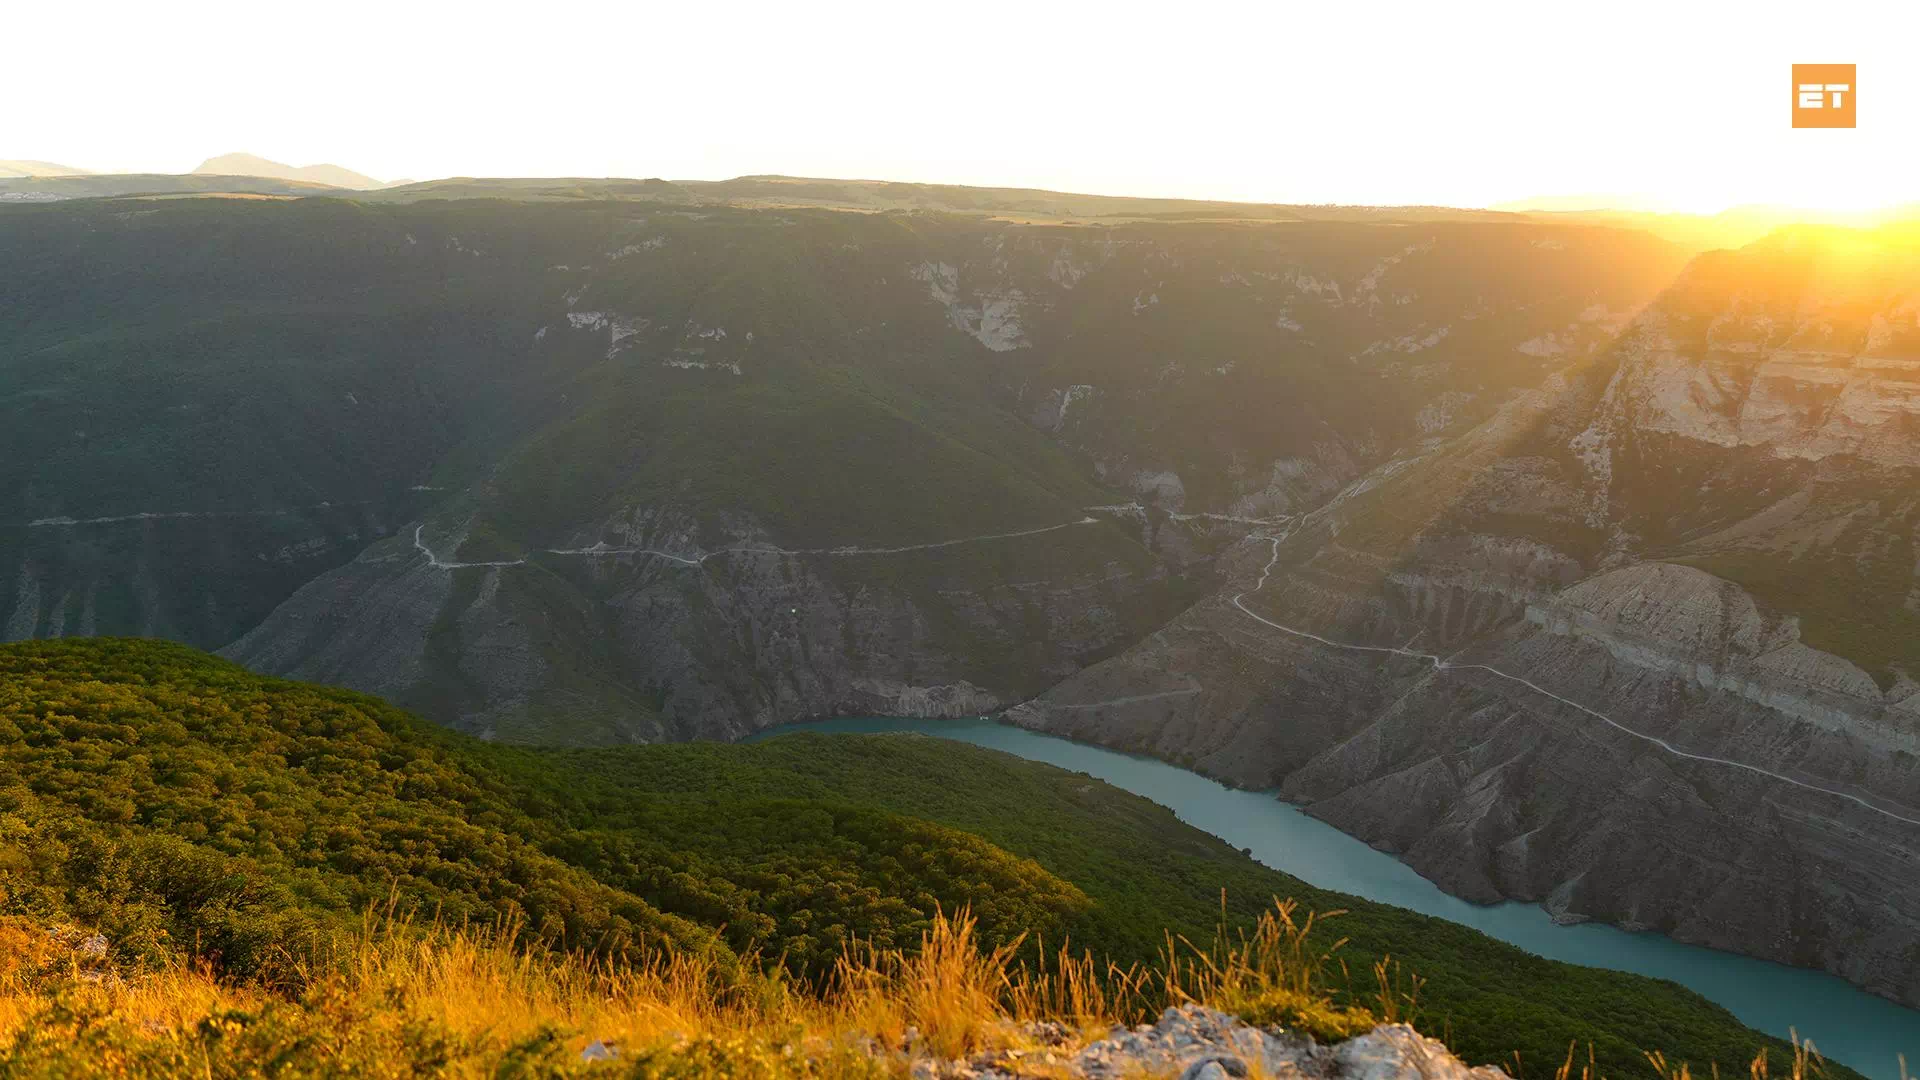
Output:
[5, 189, 1918, 1010]
[1011, 226, 1920, 1008]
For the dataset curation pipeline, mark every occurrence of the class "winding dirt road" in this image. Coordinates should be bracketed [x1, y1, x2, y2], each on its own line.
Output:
[1229, 534, 1920, 829]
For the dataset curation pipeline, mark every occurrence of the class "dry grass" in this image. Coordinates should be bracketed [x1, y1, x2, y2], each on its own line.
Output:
[4, 908, 887, 1078]
[1158, 897, 1400, 1043]
[0, 903, 1826, 1080]
[1638, 1030, 1828, 1080]
[0, 903, 1345, 1078]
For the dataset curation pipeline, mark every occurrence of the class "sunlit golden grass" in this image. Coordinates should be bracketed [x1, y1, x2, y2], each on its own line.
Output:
[0, 903, 1825, 1080]
[1160, 898, 1396, 1043]
[1639, 1029, 1828, 1080]
[0, 904, 1301, 1077]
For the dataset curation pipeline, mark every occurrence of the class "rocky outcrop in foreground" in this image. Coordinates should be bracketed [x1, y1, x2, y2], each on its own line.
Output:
[911, 1006, 1506, 1080]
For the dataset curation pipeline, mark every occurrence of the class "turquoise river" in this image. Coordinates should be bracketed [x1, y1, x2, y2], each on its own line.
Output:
[758, 716, 1920, 1080]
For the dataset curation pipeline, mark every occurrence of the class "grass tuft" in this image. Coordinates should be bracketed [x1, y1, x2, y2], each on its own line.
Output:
[0, 901, 1830, 1079]
[0, 901, 1383, 1078]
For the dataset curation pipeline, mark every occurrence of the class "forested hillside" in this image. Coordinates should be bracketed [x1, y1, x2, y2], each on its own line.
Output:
[0, 638, 1849, 1078]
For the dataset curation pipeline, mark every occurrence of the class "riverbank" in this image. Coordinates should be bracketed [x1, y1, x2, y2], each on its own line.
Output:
[756, 717, 1920, 1079]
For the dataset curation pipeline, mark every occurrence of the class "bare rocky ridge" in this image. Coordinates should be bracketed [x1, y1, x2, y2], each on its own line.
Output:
[225, 515, 1164, 743]
[564, 1005, 1506, 1080]
[907, 1006, 1506, 1080]
[581, 1006, 1511, 1080]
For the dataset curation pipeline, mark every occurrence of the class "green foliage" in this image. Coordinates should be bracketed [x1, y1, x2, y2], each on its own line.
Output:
[1680, 498, 1920, 691]
[614, 1037, 891, 1080]
[0, 638, 1853, 1079]
[0, 639, 1080, 981]
[1, 995, 456, 1080]
[556, 735, 1840, 1079]
[485, 361, 1111, 552]
[1225, 988, 1379, 1042]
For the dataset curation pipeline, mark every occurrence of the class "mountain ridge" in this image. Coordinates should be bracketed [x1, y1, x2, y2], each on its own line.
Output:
[192, 151, 391, 189]
[0, 158, 91, 178]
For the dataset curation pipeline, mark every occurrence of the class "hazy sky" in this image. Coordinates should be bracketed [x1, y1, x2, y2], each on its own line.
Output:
[12, 0, 1919, 211]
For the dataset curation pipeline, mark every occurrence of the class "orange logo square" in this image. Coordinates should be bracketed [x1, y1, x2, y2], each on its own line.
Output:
[1793, 64, 1855, 127]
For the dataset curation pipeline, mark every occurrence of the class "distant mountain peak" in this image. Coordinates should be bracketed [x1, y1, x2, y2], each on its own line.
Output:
[0, 159, 93, 178]
[192, 152, 391, 190]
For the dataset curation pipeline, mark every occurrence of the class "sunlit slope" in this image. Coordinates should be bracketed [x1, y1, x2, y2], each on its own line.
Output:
[193, 152, 388, 190]
[0, 174, 342, 199]
[1012, 222, 1920, 1010]
[0, 159, 91, 178]
[1408, 223, 1920, 685]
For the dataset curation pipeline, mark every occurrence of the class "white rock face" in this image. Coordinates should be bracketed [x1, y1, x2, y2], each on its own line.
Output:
[1287, 271, 1343, 302]
[1515, 331, 1566, 357]
[1048, 384, 1096, 431]
[1048, 247, 1092, 288]
[1334, 1026, 1510, 1080]
[1217, 448, 1359, 521]
[911, 261, 1031, 351]
[4, 566, 39, 641]
[1523, 562, 1920, 753]
[1008, 1006, 1505, 1080]
[607, 316, 647, 356]
[852, 678, 1000, 718]
[606, 235, 666, 259]
[1594, 305, 1920, 468]
[566, 311, 650, 359]
[971, 293, 1030, 351]
[1415, 391, 1475, 434]
[1359, 326, 1450, 357]
[1131, 469, 1187, 506]
[1351, 242, 1432, 304]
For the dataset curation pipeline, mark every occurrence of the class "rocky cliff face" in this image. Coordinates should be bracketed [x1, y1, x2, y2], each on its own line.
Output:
[0, 196, 1676, 743]
[3, 503, 403, 648]
[1011, 225, 1920, 1008]
[224, 510, 1180, 744]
